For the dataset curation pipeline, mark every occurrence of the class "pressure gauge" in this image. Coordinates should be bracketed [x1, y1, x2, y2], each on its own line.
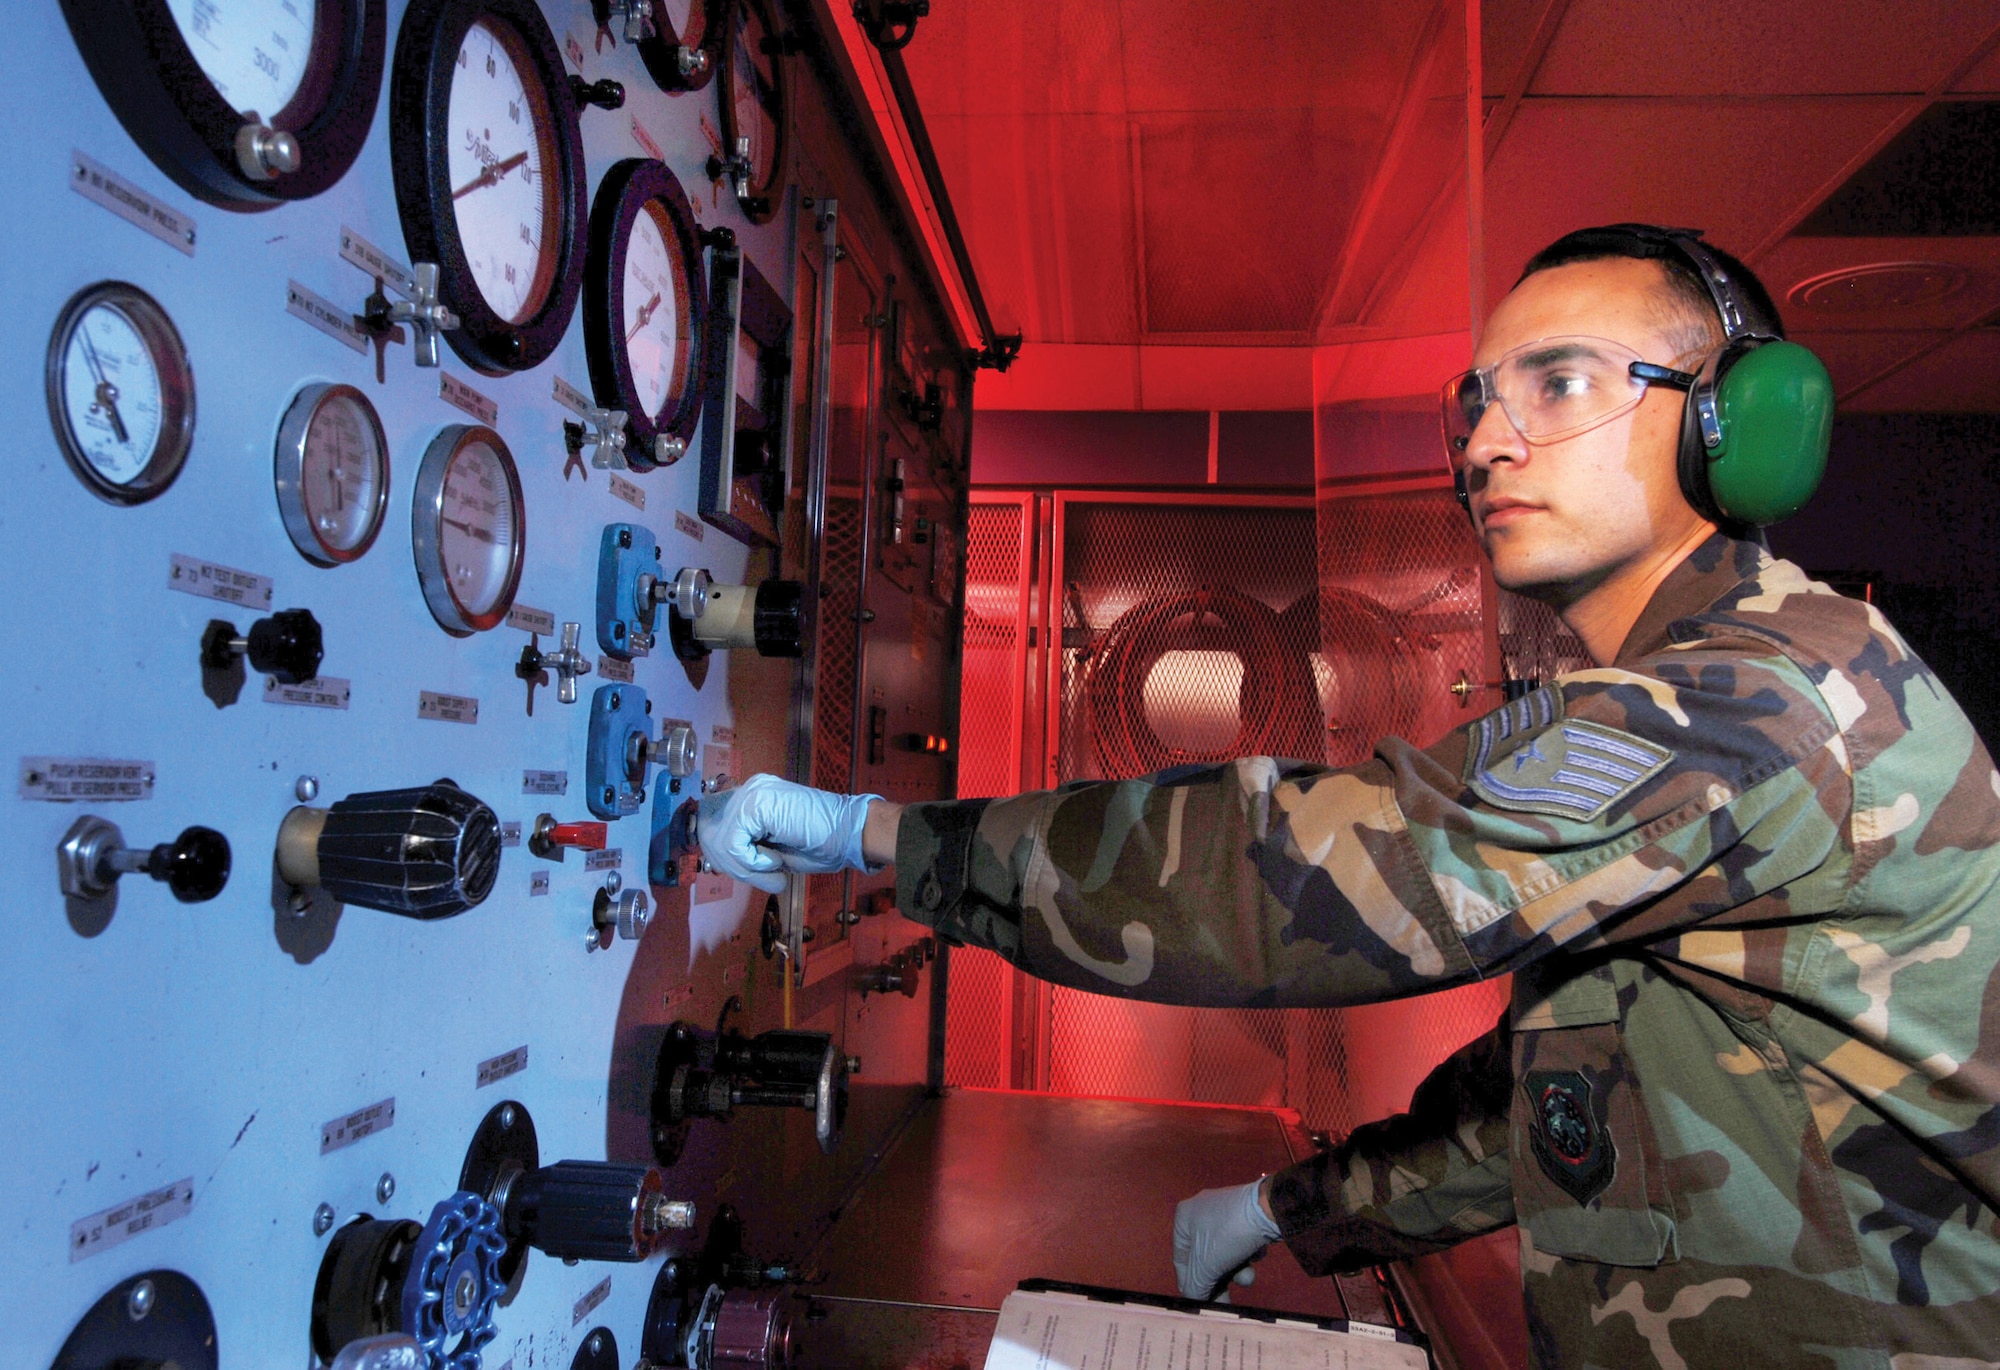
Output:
[59, 0, 384, 208]
[634, 0, 715, 92]
[275, 383, 390, 566]
[583, 159, 708, 470]
[715, 0, 789, 224]
[389, 0, 588, 374]
[412, 425, 525, 636]
[45, 281, 196, 506]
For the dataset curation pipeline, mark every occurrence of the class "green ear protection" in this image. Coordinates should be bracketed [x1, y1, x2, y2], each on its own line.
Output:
[1610, 225, 1834, 526]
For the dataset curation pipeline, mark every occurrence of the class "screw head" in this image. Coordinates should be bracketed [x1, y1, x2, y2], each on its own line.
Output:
[313, 1202, 336, 1237]
[126, 1277, 155, 1321]
[295, 775, 320, 802]
[589, 1332, 604, 1355]
[604, 870, 623, 895]
[500, 1104, 517, 1129]
[376, 1172, 396, 1204]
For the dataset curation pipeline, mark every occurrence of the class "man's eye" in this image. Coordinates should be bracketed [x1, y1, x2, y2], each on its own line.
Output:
[1539, 371, 1591, 401]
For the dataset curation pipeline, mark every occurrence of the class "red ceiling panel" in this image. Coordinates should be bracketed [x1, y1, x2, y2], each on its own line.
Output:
[1483, 97, 1908, 307]
[1953, 40, 2000, 91]
[1481, 0, 1558, 98]
[1841, 330, 2000, 410]
[1113, 0, 1426, 114]
[1756, 236, 2000, 334]
[1530, 0, 2000, 96]
[1783, 331, 1950, 403]
[900, 0, 1130, 117]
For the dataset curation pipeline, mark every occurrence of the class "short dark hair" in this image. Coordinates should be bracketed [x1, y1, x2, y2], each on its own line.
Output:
[1517, 226, 1783, 360]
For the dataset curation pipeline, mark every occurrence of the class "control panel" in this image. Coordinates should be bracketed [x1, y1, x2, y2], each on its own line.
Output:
[10, 0, 970, 1364]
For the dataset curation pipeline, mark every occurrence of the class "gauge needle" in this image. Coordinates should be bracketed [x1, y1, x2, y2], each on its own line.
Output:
[627, 292, 663, 340]
[453, 151, 530, 199]
[443, 516, 495, 544]
[78, 328, 130, 444]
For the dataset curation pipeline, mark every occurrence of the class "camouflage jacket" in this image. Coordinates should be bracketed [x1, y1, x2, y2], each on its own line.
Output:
[895, 533, 2000, 1367]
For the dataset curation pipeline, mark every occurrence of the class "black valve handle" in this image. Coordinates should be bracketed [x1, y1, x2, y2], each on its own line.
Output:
[147, 826, 231, 903]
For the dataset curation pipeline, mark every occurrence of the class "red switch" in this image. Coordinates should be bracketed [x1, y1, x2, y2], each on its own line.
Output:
[529, 813, 609, 860]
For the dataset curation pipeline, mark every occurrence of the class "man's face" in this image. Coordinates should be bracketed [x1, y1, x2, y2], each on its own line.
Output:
[1461, 258, 1713, 604]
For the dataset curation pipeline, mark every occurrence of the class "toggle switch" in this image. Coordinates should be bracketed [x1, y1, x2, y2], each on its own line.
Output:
[516, 622, 593, 715]
[587, 871, 649, 952]
[649, 1010, 852, 1165]
[529, 814, 608, 861]
[57, 815, 230, 904]
[277, 780, 499, 919]
[663, 568, 804, 662]
[202, 607, 325, 684]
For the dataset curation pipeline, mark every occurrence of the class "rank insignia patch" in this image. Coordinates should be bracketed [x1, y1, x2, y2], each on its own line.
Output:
[1525, 1069, 1617, 1206]
[1466, 689, 1670, 821]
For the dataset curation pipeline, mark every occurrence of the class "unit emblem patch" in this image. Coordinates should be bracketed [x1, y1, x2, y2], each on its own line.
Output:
[1465, 688, 1670, 821]
[1525, 1069, 1617, 1206]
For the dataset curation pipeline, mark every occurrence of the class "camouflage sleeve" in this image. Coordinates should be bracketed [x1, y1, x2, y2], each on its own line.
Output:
[893, 634, 1847, 1004]
[1267, 1016, 1515, 1273]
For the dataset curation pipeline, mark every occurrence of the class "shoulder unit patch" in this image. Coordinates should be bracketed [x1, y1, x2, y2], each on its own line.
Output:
[1465, 687, 1671, 821]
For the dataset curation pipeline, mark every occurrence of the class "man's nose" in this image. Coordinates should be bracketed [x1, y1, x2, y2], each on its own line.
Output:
[1463, 398, 1526, 475]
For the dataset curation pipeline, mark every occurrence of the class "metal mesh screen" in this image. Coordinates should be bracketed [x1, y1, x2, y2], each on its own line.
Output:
[806, 495, 864, 926]
[1498, 590, 1593, 684]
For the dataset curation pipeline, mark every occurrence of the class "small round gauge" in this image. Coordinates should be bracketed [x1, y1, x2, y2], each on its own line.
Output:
[389, 0, 588, 374]
[635, 0, 715, 92]
[60, 0, 384, 208]
[45, 281, 196, 506]
[716, 0, 788, 224]
[583, 159, 708, 470]
[275, 383, 390, 566]
[411, 424, 525, 635]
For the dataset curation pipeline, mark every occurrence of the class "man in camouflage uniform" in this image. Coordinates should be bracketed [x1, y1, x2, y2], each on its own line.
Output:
[700, 228, 2000, 1366]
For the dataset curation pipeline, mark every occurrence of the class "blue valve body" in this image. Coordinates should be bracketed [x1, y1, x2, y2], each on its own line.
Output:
[586, 684, 651, 819]
[595, 522, 661, 659]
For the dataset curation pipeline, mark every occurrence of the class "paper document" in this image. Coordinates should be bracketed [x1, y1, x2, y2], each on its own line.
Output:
[983, 1282, 1430, 1370]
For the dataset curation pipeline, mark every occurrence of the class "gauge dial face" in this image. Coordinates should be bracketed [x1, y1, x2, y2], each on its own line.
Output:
[167, 0, 317, 117]
[623, 201, 693, 420]
[276, 384, 388, 565]
[729, 2, 781, 191]
[448, 17, 560, 325]
[46, 283, 195, 506]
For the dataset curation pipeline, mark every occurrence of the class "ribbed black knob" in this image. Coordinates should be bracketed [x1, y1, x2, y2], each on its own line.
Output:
[245, 608, 324, 683]
[316, 781, 499, 919]
[147, 826, 231, 903]
[504, 1161, 687, 1263]
[751, 580, 804, 658]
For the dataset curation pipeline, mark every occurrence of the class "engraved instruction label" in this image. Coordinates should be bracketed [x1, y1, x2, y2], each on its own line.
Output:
[663, 984, 694, 1012]
[169, 554, 273, 609]
[477, 1046, 529, 1089]
[70, 1178, 193, 1262]
[265, 675, 352, 709]
[320, 1098, 395, 1154]
[631, 116, 665, 163]
[711, 725, 737, 745]
[500, 821, 523, 848]
[597, 656, 635, 684]
[440, 372, 499, 425]
[584, 848, 623, 873]
[418, 691, 478, 724]
[71, 151, 195, 255]
[609, 473, 646, 511]
[673, 509, 704, 542]
[286, 279, 367, 353]
[506, 603, 557, 635]
[523, 769, 568, 796]
[552, 374, 595, 417]
[529, 870, 551, 896]
[338, 226, 415, 299]
[21, 757, 154, 802]
[694, 870, 735, 905]
[574, 1275, 612, 1325]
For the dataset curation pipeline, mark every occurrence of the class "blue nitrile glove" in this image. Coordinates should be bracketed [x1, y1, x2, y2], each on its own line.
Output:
[695, 774, 884, 895]
[1173, 1177, 1282, 1302]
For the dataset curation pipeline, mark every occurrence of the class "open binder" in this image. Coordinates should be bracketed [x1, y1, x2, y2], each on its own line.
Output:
[983, 1279, 1432, 1370]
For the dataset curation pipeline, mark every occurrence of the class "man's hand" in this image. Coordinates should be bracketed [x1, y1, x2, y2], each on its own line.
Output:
[1173, 1177, 1282, 1302]
[695, 775, 883, 893]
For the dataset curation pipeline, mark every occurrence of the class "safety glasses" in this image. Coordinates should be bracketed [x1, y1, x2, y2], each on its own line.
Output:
[1440, 336, 1697, 475]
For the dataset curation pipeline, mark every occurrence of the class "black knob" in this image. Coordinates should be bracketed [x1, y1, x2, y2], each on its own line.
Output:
[245, 608, 324, 684]
[146, 826, 231, 903]
[570, 75, 625, 110]
[751, 580, 804, 658]
[503, 1161, 691, 1263]
[309, 781, 500, 919]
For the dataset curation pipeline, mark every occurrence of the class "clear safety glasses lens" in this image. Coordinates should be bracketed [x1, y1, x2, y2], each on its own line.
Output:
[1439, 337, 1695, 473]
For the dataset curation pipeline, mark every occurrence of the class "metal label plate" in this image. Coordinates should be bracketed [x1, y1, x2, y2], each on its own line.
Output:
[573, 1275, 612, 1326]
[584, 848, 623, 873]
[441, 372, 499, 425]
[338, 226, 415, 299]
[71, 151, 195, 255]
[501, 821, 523, 848]
[673, 510, 705, 542]
[523, 770, 569, 796]
[529, 870, 550, 896]
[168, 554, 273, 609]
[418, 691, 479, 724]
[552, 374, 594, 418]
[263, 676, 352, 709]
[507, 603, 557, 635]
[597, 656, 635, 684]
[70, 1178, 193, 1262]
[285, 280, 367, 354]
[319, 1098, 395, 1154]
[610, 474, 646, 511]
[20, 757, 155, 802]
[476, 1046, 529, 1089]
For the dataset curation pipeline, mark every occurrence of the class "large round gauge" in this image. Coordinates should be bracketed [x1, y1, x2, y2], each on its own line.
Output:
[388, 0, 588, 375]
[412, 425, 526, 636]
[715, 0, 788, 224]
[583, 159, 708, 471]
[59, 0, 385, 209]
[633, 0, 716, 92]
[275, 383, 390, 566]
[45, 281, 196, 506]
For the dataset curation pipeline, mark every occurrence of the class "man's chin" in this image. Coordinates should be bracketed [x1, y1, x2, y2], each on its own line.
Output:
[1487, 547, 1581, 605]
